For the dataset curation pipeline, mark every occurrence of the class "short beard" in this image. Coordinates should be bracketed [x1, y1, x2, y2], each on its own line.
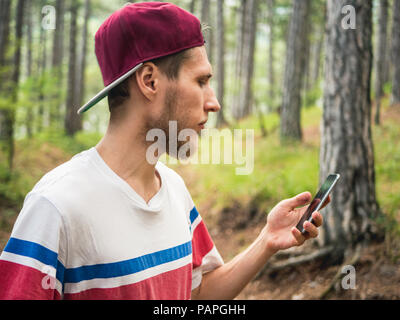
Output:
[142, 85, 197, 160]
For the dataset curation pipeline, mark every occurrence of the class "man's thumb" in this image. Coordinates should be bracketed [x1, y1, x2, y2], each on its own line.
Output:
[282, 191, 312, 209]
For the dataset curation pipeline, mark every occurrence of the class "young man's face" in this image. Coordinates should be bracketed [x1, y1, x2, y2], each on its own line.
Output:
[168, 46, 220, 133]
[152, 46, 221, 158]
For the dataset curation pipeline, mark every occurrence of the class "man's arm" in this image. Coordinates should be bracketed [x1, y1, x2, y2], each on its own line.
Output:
[191, 192, 325, 300]
[0, 194, 66, 299]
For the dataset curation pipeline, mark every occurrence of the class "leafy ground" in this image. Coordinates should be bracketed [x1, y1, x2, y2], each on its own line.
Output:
[0, 100, 399, 299]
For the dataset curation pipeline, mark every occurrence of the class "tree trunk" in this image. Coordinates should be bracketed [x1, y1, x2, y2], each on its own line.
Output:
[25, 0, 34, 138]
[311, 23, 325, 89]
[216, 0, 227, 127]
[232, 1, 247, 120]
[301, 18, 312, 105]
[76, 0, 90, 110]
[267, 0, 275, 109]
[7, 0, 26, 172]
[0, 0, 25, 174]
[383, 2, 392, 86]
[390, 0, 400, 105]
[0, 1, 11, 63]
[201, 0, 212, 63]
[51, 0, 65, 125]
[0, 0, 12, 174]
[374, 0, 389, 125]
[189, 0, 196, 14]
[64, 0, 82, 136]
[238, 0, 258, 118]
[319, 0, 381, 262]
[37, 5, 47, 134]
[280, 0, 310, 143]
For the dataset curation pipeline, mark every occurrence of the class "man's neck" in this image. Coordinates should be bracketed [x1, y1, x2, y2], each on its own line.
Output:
[95, 126, 161, 204]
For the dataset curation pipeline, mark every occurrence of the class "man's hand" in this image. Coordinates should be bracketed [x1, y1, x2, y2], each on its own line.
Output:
[261, 191, 329, 253]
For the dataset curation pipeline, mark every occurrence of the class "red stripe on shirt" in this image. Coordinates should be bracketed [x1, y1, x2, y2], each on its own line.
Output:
[192, 220, 214, 269]
[63, 263, 192, 300]
[0, 260, 61, 300]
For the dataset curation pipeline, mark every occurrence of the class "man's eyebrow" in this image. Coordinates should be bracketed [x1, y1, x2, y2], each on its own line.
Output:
[197, 73, 213, 80]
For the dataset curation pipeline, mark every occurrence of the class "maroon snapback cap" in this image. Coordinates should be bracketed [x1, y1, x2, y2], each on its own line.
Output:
[77, 2, 205, 114]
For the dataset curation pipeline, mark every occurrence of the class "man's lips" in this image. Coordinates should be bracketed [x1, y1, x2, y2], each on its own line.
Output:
[199, 120, 207, 129]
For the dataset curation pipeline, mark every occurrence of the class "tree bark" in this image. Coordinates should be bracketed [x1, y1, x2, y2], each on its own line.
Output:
[311, 23, 325, 89]
[64, 0, 82, 136]
[216, 0, 228, 127]
[189, 0, 196, 14]
[76, 0, 90, 110]
[25, 0, 34, 138]
[8, 0, 26, 172]
[51, 0, 65, 125]
[374, 0, 388, 125]
[0, 0, 25, 173]
[0, 0, 12, 173]
[37, 3, 48, 134]
[232, 1, 247, 120]
[267, 0, 275, 109]
[201, 0, 212, 63]
[319, 0, 381, 261]
[390, 0, 400, 105]
[0, 1, 11, 64]
[280, 0, 311, 143]
[237, 0, 258, 119]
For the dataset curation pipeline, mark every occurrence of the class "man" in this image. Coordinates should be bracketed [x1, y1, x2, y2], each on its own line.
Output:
[0, 2, 325, 299]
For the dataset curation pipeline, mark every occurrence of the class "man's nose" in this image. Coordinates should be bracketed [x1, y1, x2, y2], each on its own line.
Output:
[204, 87, 221, 113]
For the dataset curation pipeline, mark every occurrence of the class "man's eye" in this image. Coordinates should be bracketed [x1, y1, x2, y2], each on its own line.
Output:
[198, 80, 206, 87]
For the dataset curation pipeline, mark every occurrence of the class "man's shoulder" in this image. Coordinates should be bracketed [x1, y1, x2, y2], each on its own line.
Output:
[29, 148, 96, 202]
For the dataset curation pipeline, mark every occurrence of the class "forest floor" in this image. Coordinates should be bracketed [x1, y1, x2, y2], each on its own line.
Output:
[0, 104, 399, 300]
[211, 224, 400, 300]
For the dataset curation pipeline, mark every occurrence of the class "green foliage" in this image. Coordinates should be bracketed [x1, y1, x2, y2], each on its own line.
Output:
[0, 129, 102, 205]
[35, 128, 102, 155]
[0, 166, 34, 205]
[383, 82, 392, 96]
[303, 85, 322, 108]
[373, 113, 400, 257]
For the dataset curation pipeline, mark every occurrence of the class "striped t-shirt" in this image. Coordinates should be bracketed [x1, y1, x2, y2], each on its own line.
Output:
[0, 147, 223, 299]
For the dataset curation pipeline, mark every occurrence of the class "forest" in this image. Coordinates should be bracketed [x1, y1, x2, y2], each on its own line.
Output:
[0, 0, 399, 299]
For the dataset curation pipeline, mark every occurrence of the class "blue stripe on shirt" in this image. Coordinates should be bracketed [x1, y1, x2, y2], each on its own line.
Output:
[63, 240, 192, 283]
[4, 237, 65, 283]
[4, 237, 192, 285]
[4, 237, 59, 269]
[189, 206, 199, 224]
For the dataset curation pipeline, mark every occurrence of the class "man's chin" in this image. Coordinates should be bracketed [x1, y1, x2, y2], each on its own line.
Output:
[166, 136, 199, 161]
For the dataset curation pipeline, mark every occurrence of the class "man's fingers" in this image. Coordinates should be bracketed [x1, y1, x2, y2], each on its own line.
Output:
[282, 191, 312, 210]
[311, 211, 323, 227]
[303, 221, 319, 238]
[291, 227, 306, 246]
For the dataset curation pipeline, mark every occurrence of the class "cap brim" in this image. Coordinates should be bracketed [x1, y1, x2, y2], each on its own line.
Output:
[77, 62, 144, 114]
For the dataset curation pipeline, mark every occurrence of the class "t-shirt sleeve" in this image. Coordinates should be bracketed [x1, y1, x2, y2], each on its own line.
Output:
[0, 193, 67, 300]
[189, 206, 224, 291]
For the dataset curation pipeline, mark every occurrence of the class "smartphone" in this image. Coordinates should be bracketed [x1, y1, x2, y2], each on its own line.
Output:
[296, 173, 340, 234]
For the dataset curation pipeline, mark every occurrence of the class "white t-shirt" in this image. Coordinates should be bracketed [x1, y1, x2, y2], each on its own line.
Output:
[0, 147, 223, 299]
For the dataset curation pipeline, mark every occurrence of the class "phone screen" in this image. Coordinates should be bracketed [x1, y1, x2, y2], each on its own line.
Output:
[296, 174, 340, 234]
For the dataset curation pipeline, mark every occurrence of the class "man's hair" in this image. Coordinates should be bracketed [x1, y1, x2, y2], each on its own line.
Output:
[107, 49, 192, 112]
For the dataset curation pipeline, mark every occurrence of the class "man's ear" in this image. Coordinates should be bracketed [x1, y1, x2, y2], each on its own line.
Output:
[134, 62, 160, 101]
